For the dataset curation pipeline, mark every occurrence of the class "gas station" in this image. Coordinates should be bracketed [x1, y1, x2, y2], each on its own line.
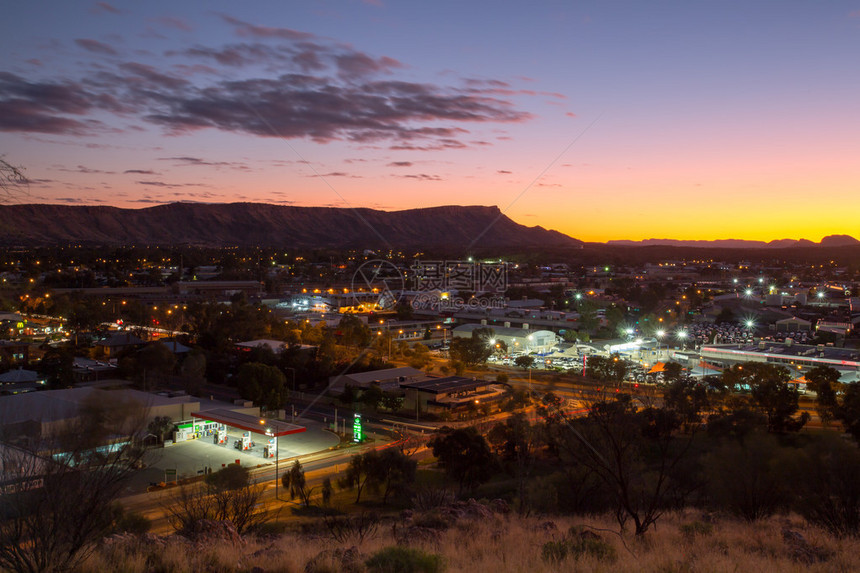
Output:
[186, 408, 306, 462]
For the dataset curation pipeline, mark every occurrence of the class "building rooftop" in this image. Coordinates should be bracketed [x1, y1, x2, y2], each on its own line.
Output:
[341, 367, 424, 385]
[701, 342, 860, 368]
[191, 408, 305, 437]
[400, 376, 486, 394]
[453, 323, 553, 337]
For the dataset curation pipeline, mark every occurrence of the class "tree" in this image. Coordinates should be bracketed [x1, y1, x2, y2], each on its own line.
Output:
[576, 300, 599, 333]
[703, 432, 789, 521]
[744, 363, 809, 433]
[837, 383, 860, 443]
[167, 464, 268, 536]
[790, 433, 860, 537]
[487, 413, 537, 514]
[429, 427, 496, 494]
[380, 391, 404, 412]
[137, 342, 177, 388]
[321, 477, 333, 507]
[514, 355, 535, 370]
[282, 460, 313, 506]
[548, 394, 695, 536]
[448, 328, 493, 366]
[39, 345, 74, 388]
[147, 415, 175, 445]
[662, 362, 684, 384]
[0, 156, 28, 202]
[804, 365, 841, 425]
[663, 378, 710, 432]
[374, 448, 417, 504]
[237, 362, 288, 411]
[359, 383, 385, 411]
[585, 354, 627, 383]
[337, 315, 371, 348]
[0, 397, 148, 572]
[714, 308, 736, 324]
[340, 454, 373, 503]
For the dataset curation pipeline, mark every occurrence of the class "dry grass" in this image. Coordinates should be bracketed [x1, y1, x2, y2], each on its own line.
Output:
[78, 510, 860, 572]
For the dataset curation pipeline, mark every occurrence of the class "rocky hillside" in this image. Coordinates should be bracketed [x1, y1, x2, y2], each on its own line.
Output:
[0, 203, 580, 249]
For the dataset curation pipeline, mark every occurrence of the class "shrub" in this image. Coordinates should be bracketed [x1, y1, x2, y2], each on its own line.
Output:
[679, 520, 714, 538]
[113, 510, 151, 535]
[412, 509, 455, 530]
[366, 546, 445, 573]
[541, 531, 616, 564]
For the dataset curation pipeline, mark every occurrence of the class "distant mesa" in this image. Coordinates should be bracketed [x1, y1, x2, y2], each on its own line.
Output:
[0, 203, 582, 249]
[606, 236, 859, 249]
[820, 234, 860, 247]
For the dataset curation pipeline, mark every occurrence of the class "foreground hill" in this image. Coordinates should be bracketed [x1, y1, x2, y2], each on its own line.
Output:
[83, 510, 853, 572]
[0, 203, 580, 249]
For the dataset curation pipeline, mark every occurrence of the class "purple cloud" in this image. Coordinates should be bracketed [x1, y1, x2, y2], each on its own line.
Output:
[400, 173, 442, 181]
[157, 16, 192, 32]
[219, 14, 315, 41]
[75, 38, 118, 56]
[92, 2, 121, 14]
[1, 21, 534, 147]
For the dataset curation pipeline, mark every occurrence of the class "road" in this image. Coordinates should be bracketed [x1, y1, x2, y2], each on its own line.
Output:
[120, 425, 416, 535]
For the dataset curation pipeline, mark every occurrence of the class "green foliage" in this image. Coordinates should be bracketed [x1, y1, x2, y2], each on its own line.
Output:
[514, 355, 535, 370]
[322, 477, 333, 507]
[205, 463, 250, 491]
[338, 314, 371, 347]
[718, 362, 809, 433]
[429, 427, 495, 494]
[715, 307, 736, 324]
[366, 546, 445, 573]
[448, 327, 493, 366]
[237, 361, 288, 411]
[576, 299, 600, 333]
[283, 459, 313, 506]
[584, 353, 627, 382]
[111, 506, 151, 535]
[703, 432, 790, 521]
[147, 415, 175, 444]
[360, 383, 385, 410]
[805, 365, 841, 424]
[663, 378, 710, 431]
[789, 433, 860, 537]
[340, 449, 417, 504]
[838, 384, 860, 442]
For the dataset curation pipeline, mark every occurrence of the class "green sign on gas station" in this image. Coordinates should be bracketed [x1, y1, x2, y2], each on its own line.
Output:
[353, 413, 363, 443]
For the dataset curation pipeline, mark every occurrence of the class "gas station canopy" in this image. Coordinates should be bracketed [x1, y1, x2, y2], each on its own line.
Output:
[191, 409, 306, 437]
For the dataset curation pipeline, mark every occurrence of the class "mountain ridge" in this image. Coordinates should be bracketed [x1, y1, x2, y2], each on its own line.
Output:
[0, 203, 581, 248]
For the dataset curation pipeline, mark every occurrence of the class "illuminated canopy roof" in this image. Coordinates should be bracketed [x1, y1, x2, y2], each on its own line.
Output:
[191, 408, 305, 437]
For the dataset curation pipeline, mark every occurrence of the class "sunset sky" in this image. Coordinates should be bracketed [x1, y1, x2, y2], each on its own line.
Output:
[2, 1, 859, 242]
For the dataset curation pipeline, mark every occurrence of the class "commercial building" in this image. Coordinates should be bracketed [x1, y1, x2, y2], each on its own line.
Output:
[700, 341, 860, 382]
[400, 376, 506, 414]
[452, 324, 558, 354]
[328, 366, 425, 394]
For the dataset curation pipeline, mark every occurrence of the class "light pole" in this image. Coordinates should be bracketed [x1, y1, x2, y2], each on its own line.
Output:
[266, 428, 279, 501]
[283, 367, 296, 391]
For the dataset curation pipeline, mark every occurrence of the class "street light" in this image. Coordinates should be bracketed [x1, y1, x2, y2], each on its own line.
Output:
[266, 427, 279, 501]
